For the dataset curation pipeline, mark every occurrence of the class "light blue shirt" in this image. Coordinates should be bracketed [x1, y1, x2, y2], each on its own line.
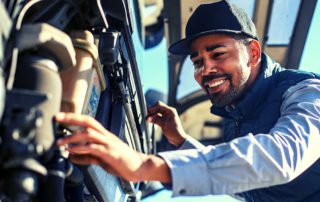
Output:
[158, 79, 320, 197]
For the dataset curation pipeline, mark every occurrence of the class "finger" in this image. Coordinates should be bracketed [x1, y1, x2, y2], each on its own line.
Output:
[69, 149, 124, 178]
[147, 101, 169, 115]
[62, 130, 88, 145]
[66, 143, 113, 161]
[69, 154, 100, 166]
[55, 112, 107, 134]
[57, 127, 111, 147]
[70, 154, 120, 178]
[148, 100, 164, 108]
[66, 144, 107, 163]
[146, 114, 164, 127]
[69, 141, 135, 170]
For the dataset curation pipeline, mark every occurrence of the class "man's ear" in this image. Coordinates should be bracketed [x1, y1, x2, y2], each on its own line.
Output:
[248, 40, 261, 67]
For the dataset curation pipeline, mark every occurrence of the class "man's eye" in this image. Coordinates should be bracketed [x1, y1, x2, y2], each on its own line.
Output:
[193, 60, 202, 68]
[213, 52, 225, 58]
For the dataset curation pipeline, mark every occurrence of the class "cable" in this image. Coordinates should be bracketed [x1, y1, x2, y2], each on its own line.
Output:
[96, 0, 109, 29]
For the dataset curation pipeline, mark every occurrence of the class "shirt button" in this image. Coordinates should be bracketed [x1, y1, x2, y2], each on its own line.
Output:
[179, 189, 186, 195]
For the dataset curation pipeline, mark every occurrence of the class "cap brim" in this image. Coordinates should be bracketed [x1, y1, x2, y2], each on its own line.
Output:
[168, 37, 192, 55]
[168, 30, 252, 55]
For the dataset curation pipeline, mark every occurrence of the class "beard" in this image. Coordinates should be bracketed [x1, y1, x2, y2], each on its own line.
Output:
[203, 68, 250, 107]
[206, 83, 241, 107]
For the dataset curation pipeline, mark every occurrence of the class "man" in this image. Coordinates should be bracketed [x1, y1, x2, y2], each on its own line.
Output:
[56, 1, 320, 201]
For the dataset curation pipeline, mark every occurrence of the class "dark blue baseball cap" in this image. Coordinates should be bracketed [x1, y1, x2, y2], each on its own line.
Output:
[169, 0, 259, 55]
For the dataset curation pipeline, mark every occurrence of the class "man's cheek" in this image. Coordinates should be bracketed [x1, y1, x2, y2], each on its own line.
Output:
[194, 73, 202, 86]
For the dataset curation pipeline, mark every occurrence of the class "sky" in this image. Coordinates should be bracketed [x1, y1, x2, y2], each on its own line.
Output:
[299, 0, 320, 72]
[141, 38, 168, 94]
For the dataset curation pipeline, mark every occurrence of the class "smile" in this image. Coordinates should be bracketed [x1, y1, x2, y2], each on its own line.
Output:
[204, 77, 229, 94]
[207, 79, 227, 88]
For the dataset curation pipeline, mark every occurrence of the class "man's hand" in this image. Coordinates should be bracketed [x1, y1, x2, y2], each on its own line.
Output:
[55, 112, 171, 183]
[147, 101, 187, 147]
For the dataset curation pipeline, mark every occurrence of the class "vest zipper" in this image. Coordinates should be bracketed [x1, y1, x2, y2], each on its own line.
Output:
[234, 119, 242, 137]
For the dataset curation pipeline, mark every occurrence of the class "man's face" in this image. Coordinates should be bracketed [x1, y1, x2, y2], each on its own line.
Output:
[190, 34, 254, 107]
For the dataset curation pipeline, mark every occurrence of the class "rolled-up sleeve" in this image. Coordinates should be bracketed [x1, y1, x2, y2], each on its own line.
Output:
[158, 79, 320, 197]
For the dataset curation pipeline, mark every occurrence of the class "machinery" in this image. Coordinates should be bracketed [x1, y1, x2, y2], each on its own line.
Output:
[0, 0, 154, 201]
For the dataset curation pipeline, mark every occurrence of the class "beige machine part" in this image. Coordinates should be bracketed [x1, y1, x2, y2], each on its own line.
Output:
[60, 30, 99, 114]
[17, 23, 76, 71]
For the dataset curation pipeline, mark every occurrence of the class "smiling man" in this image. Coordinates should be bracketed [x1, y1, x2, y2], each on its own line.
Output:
[56, 1, 320, 201]
[190, 34, 260, 107]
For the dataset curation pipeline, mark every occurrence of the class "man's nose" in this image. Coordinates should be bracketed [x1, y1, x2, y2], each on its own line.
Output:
[202, 58, 217, 75]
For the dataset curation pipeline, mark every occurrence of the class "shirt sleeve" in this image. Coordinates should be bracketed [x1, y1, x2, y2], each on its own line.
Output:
[158, 79, 320, 197]
[178, 136, 206, 150]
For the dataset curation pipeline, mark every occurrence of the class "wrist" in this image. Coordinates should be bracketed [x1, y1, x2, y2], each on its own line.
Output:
[171, 132, 187, 147]
[138, 154, 172, 183]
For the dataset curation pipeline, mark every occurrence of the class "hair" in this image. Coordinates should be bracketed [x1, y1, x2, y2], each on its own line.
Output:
[223, 33, 256, 46]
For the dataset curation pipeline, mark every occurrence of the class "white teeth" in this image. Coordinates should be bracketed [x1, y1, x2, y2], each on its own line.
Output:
[208, 79, 225, 88]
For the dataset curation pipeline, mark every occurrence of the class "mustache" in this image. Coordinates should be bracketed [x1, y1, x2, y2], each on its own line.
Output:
[202, 73, 231, 86]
